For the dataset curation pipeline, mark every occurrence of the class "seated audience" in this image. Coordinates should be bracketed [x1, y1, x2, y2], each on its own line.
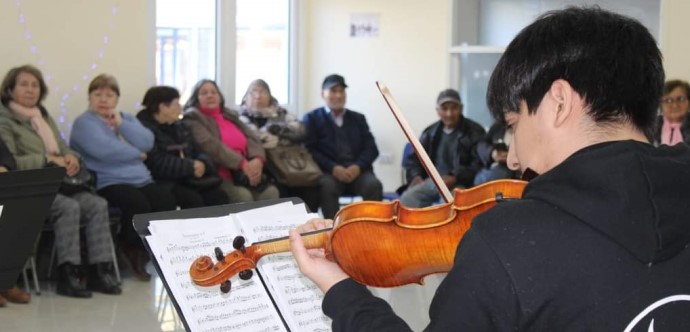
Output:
[0, 65, 120, 297]
[0, 136, 32, 306]
[652, 79, 690, 146]
[70, 74, 177, 282]
[137, 86, 229, 208]
[473, 121, 520, 185]
[183, 79, 279, 203]
[303, 74, 383, 219]
[400, 89, 485, 208]
[239, 79, 319, 212]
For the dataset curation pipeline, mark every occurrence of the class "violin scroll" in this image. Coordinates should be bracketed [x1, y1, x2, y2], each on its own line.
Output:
[190, 230, 331, 291]
[189, 235, 260, 293]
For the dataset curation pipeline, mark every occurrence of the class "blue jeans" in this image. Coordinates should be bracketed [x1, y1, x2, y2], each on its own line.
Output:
[399, 178, 443, 208]
[473, 164, 513, 186]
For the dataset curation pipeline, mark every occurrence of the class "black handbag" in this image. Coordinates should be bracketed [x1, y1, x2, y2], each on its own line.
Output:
[47, 161, 95, 195]
[184, 175, 222, 190]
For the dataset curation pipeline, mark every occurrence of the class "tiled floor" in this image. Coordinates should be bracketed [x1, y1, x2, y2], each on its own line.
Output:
[0, 265, 444, 332]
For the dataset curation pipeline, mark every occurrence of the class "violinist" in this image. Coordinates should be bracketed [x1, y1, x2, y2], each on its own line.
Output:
[289, 7, 690, 331]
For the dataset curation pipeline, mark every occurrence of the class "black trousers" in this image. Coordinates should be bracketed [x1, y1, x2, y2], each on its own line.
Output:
[319, 171, 383, 219]
[98, 183, 177, 248]
[171, 183, 229, 209]
[277, 184, 321, 213]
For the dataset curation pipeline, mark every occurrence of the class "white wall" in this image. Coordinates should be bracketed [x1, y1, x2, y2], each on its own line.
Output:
[299, 0, 452, 192]
[0, 0, 153, 139]
[661, 0, 690, 81]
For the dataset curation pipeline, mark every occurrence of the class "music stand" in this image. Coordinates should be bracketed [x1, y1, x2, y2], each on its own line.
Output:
[133, 197, 305, 332]
[0, 167, 64, 289]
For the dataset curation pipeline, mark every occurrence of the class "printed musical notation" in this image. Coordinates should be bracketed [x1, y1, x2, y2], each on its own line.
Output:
[196, 303, 271, 324]
[199, 315, 280, 332]
[234, 204, 332, 331]
[147, 203, 331, 332]
[147, 216, 288, 332]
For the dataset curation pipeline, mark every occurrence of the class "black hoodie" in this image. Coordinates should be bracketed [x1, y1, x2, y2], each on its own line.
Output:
[323, 140, 690, 331]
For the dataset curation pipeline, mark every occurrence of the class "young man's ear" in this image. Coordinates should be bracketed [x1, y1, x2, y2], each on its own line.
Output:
[548, 79, 575, 128]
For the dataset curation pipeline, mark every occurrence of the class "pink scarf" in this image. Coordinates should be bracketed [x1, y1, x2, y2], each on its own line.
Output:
[661, 117, 684, 146]
[9, 101, 60, 155]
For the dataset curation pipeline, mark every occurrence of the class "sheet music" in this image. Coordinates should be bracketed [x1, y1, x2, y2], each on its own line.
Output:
[235, 204, 332, 332]
[147, 216, 287, 332]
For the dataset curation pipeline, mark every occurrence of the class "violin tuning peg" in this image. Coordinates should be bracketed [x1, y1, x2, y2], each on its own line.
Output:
[233, 236, 247, 253]
[214, 247, 225, 263]
[239, 269, 253, 280]
[220, 279, 231, 294]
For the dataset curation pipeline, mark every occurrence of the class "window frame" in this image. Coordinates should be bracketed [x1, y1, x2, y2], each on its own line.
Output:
[153, 0, 298, 112]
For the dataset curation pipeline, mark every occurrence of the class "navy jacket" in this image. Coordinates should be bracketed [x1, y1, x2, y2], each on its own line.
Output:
[303, 107, 379, 173]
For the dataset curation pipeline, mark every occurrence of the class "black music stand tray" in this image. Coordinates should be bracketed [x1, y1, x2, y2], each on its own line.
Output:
[133, 197, 305, 332]
[0, 168, 64, 289]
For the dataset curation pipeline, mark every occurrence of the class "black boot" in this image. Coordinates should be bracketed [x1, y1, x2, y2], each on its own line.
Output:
[87, 263, 122, 295]
[56, 263, 92, 298]
[122, 246, 151, 281]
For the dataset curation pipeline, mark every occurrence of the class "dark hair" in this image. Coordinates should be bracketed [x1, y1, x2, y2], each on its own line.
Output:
[141, 86, 180, 115]
[88, 74, 120, 96]
[487, 6, 664, 134]
[0, 64, 49, 107]
[663, 80, 690, 98]
[184, 79, 225, 110]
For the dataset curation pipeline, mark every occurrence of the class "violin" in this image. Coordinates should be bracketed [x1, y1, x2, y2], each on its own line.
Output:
[189, 82, 528, 292]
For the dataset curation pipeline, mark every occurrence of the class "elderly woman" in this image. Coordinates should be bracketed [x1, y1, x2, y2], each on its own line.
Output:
[0, 65, 120, 297]
[70, 74, 177, 281]
[653, 80, 690, 146]
[184, 79, 279, 203]
[239, 79, 319, 212]
[136, 86, 229, 208]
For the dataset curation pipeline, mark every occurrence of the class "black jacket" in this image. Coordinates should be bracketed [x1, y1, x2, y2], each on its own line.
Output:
[324, 140, 690, 331]
[136, 111, 215, 181]
[406, 117, 485, 188]
[303, 107, 379, 173]
[0, 137, 16, 170]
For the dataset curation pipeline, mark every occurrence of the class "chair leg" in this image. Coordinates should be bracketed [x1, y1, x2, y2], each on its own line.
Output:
[109, 236, 121, 284]
[22, 262, 30, 293]
[48, 243, 56, 279]
[30, 257, 40, 295]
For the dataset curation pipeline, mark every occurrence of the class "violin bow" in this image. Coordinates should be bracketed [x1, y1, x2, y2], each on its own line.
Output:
[376, 82, 454, 203]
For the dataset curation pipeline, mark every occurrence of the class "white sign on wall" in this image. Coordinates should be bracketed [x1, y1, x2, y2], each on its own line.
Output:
[350, 13, 379, 38]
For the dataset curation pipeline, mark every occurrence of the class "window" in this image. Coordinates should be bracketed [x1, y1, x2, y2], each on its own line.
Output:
[156, 0, 216, 103]
[155, 0, 292, 106]
[235, 0, 291, 105]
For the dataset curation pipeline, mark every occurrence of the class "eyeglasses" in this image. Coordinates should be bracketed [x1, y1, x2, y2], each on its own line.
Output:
[249, 90, 269, 97]
[661, 96, 689, 105]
